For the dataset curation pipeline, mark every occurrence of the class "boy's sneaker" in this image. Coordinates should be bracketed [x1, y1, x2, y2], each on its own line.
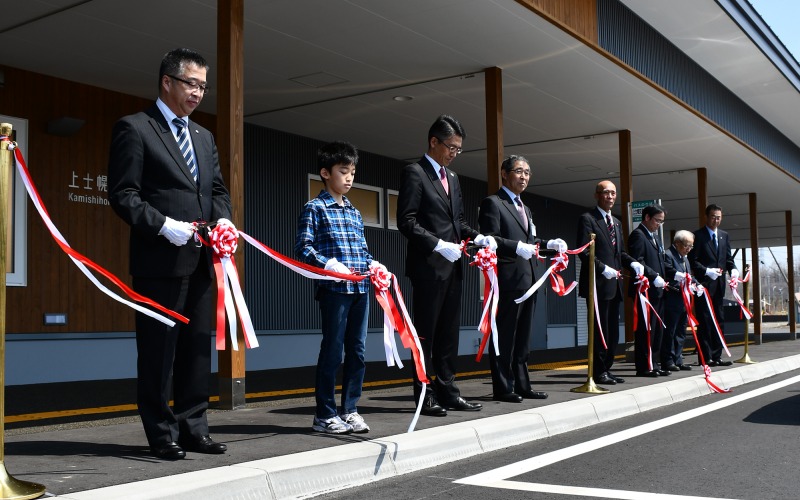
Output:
[312, 415, 353, 434]
[340, 412, 370, 433]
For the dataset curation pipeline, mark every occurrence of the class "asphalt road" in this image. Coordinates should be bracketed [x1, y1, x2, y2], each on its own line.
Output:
[317, 370, 800, 500]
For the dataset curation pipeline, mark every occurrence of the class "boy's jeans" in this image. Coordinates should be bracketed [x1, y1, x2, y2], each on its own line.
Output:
[315, 288, 369, 418]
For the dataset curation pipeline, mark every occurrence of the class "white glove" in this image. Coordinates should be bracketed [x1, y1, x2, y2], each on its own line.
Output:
[546, 238, 568, 253]
[324, 257, 351, 282]
[675, 271, 687, 283]
[434, 240, 462, 262]
[217, 217, 237, 232]
[516, 241, 537, 260]
[653, 276, 666, 288]
[730, 268, 740, 280]
[159, 217, 194, 246]
[369, 260, 388, 273]
[630, 261, 645, 276]
[474, 234, 498, 251]
[601, 265, 619, 280]
[705, 267, 722, 280]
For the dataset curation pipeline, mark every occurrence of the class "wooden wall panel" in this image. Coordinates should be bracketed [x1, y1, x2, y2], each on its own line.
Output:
[0, 65, 214, 333]
[516, 0, 598, 44]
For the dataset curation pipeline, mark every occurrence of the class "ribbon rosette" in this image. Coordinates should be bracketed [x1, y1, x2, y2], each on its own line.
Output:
[2, 135, 188, 327]
[205, 222, 258, 351]
[728, 271, 753, 320]
[514, 240, 591, 304]
[470, 247, 500, 362]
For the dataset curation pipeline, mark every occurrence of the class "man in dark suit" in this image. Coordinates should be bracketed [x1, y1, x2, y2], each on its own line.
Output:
[663, 230, 695, 371]
[478, 155, 566, 403]
[397, 115, 495, 416]
[627, 205, 673, 377]
[108, 48, 232, 460]
[576, 180, 642, 386]
[688, 204, 738, 366]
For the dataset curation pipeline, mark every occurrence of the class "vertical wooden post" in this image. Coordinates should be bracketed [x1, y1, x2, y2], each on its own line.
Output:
[787, 210, 796, 338]
[696, 168, 707, 227]
[216, 0, 247, 410]
[749, 193, 761, 344]
[485, 67, 503, 195]
[619, 130, 634, 348]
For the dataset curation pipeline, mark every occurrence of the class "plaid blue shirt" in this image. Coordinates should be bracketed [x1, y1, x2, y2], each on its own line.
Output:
[295, 190, 373, 294]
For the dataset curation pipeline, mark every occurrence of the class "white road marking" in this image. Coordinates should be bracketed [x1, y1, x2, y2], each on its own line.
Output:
[455, 374, 800, 498]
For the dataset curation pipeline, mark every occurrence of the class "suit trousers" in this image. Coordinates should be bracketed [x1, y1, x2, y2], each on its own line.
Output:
[663, 303, 688, 366]
[132, 260, 213, 447]
[489, 291, 535, 395]
[590, 296, 620, 378]
[411, 273, 463, 403]
[633, 295, 664, 372]
[695, 293, 725, 363]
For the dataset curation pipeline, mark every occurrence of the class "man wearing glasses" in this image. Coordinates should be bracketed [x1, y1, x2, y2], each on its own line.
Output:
[688, 204, 739, 367]
[108, 48, 232, 460]
[397, 115, 496, 416]
[627, 204, 674, 377]
[663, 230, 696, 371]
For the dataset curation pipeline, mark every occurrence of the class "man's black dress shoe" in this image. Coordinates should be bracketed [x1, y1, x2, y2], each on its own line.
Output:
[656, 369, 671, 376]
[607, 372, 625, 383]
[179, 436, 227, 454]
[664, 365, 681, 372]
[595, 373, 616, 385]
[493, 393, 523, 403]
[715, 360, 733, 366]
[444, 397, 482, 411]
[707, 360, 718, 367]
[517, 389, 548, 400]
[678, 364, 692, 371]
[420, 396, 447, 417]
[636, 370, 659, 377]
[151, 442, 185, 460]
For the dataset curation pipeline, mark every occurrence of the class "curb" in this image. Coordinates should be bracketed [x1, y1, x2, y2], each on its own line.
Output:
[54, 354, 800, 500]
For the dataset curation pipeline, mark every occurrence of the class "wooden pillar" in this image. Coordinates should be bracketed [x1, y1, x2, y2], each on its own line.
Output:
[749, 193, 761, 344]
[697, 167, 707, 227]
[619, 130, 634, 346]
[485, 67, 503, 194]
[216, 0, 246, 410]
[787, 210, 796, 338]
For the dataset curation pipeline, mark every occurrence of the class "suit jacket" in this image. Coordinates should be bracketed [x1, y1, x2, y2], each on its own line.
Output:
[576, 207, 635, 300]
[478, 189, 541, 292]
[665, 245, 690, 310]
[627, 224, 675, 300]
[688, 227, 736, 300]
[397, 156, 479, 281]
[108, 104, 232, 278]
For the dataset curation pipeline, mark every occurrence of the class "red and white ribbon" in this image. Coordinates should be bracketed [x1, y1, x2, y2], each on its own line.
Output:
[632, 275, 666, 371]
[695, 283, 731, 358]
[2, 136, 188, 327]
[681, 279, 730, 393]
[470, 247, 500, 362]
[728, 271, 753, 320]
[514, 241, 592, 304]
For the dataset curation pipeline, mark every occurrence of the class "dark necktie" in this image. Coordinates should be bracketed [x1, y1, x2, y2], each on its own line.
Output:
[712, 232, 718, 255]
[514, 196, 528, 231]
[606, 214, 616, 246]
[173, 117, 198, 184]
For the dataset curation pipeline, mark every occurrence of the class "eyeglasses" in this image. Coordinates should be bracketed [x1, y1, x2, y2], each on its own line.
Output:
[168, 74, 209, 95]
[437, 138, 463, 154]
[509, 168, 531, 177]
[653, 218, 665, 225]
[681, 242, 694, 248]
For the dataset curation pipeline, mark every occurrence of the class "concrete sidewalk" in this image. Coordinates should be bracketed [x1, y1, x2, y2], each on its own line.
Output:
[6, 328, 799, 499]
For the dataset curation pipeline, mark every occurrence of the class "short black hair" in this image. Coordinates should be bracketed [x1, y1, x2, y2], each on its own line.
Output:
[159, 48, 209, 89]
[428, 114, 466, 143]
[705, 203, 723, 215]
[501, 155, 529, 172]
[318, 140, 359, 172]
[642, 204, 666, 219]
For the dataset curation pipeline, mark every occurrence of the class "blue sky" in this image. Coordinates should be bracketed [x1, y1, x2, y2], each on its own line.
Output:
[749, 0, 800, 59]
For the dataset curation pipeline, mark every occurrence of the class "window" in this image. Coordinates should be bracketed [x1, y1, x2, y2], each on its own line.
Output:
[387, 190, 398, 230]
[308, 174, 383, 228]
[2, 115, 28, 286]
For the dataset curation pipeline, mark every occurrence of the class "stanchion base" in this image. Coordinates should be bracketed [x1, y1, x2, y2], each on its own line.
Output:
[734, 353, 756, 364]
[0, 463, 45, 500]
[570, 377, 611, 394]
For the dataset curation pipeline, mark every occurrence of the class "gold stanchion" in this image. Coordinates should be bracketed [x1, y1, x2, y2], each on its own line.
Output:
[736, 263, 756, 364]
[0, 123, 46, 499]
[572, 233, 610, 394]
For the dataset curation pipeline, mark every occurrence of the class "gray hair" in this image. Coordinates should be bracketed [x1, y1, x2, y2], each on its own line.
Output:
[673, 230, 694, 244]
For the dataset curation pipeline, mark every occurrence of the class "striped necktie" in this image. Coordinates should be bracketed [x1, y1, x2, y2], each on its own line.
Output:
[606, 214, 616, 246]
[173, 118, 198, 184]
[515, 196, 528, 231]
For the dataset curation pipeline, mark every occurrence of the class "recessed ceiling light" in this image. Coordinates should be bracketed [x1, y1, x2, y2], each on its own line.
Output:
[393, 95, 413, 102]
